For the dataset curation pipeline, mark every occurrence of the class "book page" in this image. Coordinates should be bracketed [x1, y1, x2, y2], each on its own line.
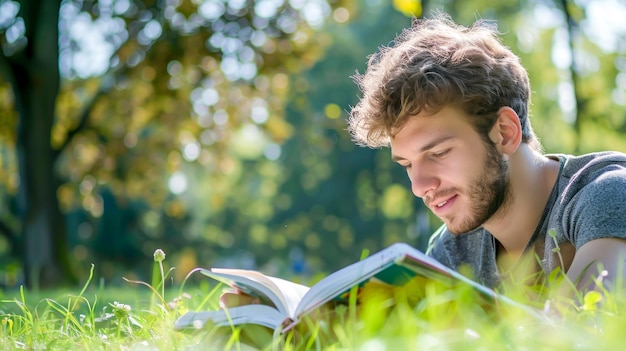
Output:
[175, 304, 287, 330]
[264, 276, 310, 317]
[293, 243, 457, 318]
[205, 268, 309, 317]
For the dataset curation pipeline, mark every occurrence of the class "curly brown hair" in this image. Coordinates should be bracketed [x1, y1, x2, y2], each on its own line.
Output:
[348, 13, 539, 150]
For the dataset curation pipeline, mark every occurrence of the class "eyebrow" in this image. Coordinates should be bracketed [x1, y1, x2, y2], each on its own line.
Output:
[391, 135, 455, 162]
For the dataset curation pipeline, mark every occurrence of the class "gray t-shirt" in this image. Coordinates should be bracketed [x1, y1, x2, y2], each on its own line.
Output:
[427, 151, 626, 289]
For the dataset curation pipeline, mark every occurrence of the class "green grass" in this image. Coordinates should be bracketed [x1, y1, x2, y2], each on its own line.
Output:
[1, 251, 625, 350]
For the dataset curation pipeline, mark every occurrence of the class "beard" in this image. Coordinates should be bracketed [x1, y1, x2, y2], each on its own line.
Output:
[446, 143, 511, 234]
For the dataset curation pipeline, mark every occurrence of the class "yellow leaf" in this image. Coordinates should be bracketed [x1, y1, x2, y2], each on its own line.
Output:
[392, 0, 422, 17]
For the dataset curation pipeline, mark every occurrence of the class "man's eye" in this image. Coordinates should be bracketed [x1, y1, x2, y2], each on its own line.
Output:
[432, 149, 450, 158]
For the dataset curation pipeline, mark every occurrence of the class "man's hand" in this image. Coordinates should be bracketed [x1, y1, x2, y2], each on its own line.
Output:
[219, 288, 262, 309]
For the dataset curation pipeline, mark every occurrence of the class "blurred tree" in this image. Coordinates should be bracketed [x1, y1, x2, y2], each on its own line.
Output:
[430, 0, 626, 154]
[0, 0, 354, 288]
[553, 0, 626, 153]
[0, 0, 71, 288]
[160, 0, 432, 277]
[254, 1, 428, 273]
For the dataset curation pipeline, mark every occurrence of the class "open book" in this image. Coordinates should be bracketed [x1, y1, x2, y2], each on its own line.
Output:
[175, 242, 511, 332]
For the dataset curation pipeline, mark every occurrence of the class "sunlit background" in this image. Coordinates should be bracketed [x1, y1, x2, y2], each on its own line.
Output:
[0, 0, 625, 290]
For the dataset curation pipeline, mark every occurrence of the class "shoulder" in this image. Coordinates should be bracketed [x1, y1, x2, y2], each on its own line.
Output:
[556, 151, 626, 180]
[550, 151, 626, 202]
[548, 151, 626, 248]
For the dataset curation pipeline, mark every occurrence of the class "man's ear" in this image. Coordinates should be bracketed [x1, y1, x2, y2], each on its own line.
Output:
[488, 107, 522, 154]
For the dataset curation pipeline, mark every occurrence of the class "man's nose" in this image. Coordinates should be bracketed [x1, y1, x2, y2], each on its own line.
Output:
[408, 166, 438, 199]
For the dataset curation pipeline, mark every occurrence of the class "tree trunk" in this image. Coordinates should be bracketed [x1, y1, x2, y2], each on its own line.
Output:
[9, 0, 75, 288]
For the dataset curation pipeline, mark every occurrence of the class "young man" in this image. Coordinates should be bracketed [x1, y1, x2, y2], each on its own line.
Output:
[348, 13, 626, 292]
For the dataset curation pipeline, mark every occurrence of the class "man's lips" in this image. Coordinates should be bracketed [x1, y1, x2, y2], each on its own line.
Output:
[428, 194, 458, 214]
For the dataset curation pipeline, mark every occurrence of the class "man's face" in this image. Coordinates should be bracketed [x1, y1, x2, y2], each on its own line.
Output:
[390, 106, 510, 234]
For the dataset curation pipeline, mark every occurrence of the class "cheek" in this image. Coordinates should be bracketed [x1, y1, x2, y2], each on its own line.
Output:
[448, 155, 483, 185]
[450, 154, 475, 174]
[465, 146, 487, 168]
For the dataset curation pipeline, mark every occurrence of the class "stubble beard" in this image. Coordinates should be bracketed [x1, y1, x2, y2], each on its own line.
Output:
[447, 143, 511, 235]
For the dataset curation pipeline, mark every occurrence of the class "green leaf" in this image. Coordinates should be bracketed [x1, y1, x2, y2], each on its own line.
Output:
[582, 290, 603, 311]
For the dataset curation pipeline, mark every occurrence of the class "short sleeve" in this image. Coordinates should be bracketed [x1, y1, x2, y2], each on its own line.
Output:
[564, 165, 626, 249]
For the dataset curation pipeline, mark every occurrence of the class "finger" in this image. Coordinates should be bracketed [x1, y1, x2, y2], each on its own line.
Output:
[219, 292, 261, 308]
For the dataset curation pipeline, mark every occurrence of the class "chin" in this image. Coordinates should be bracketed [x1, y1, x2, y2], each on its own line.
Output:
[444, 220, 482, 235]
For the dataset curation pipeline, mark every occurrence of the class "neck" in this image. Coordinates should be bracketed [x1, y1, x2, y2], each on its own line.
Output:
[483, 145, 560, 258]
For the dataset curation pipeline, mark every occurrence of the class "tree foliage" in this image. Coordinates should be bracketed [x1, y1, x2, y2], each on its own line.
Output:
[0, 0, 625, 288]
[0, 0, 355, 287]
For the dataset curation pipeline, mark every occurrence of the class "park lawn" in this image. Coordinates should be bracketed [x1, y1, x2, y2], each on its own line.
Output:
[1, 255, 625, 350]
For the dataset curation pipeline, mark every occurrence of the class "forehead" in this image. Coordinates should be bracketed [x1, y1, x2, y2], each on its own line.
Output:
[390, 107, 476, 149]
